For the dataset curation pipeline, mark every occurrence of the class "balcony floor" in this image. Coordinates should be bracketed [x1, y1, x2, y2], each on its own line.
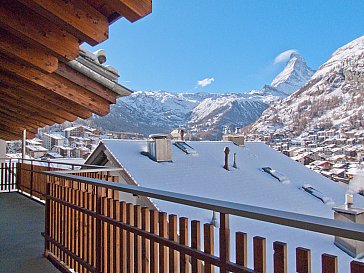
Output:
[0, 192, 59, 273]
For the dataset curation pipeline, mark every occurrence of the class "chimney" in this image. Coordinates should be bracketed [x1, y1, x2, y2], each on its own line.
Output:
[224, 147, 230, 170]
[332, 193, 364, 258]
[180, 129, 185, 141]
[233, 153, 237, 168]
[147, 134, 172, 162]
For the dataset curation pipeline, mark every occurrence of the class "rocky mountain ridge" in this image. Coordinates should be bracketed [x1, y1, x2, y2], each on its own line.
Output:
[248, 35, 364, 137]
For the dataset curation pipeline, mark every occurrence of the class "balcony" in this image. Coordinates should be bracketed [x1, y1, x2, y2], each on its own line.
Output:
[1, 158, 364, 273]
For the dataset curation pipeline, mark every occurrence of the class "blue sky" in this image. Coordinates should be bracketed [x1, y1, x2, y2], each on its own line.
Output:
[87, 1, 364, 93]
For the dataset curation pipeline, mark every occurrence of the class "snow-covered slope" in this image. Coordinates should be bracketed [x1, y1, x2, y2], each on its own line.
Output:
[271, 52, 315, 95]
[249, 35, 364, 136]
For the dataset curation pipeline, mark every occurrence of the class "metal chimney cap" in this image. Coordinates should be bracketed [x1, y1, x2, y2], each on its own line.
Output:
[148, 134, 169, 139]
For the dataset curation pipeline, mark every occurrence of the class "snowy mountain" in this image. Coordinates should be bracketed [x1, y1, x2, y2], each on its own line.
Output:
[271, 52, 315, 95]
[249, 35, 364, 136]
[91, 53, 314, 139]
[91, 91, 269, 139]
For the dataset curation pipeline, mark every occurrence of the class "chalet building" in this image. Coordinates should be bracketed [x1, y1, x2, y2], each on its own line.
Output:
[25, 145, 48, 159]
[64, 125, 99, 138]
[42, 133, 66, 150]
[85, 137, 364, 272]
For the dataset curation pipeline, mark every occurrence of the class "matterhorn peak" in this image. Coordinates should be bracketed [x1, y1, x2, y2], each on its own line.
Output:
[271, 53, 315, 95]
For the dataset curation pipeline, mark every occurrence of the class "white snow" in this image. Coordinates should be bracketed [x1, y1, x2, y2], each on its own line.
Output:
[98, 139, 364, 272]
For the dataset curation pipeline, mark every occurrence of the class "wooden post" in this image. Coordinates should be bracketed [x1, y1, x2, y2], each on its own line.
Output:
[220, 213, 230, 273]
[120, 201, 127, 273]
[95, 187, 103, 273]
[141, 207, 150, 273]
[204, 223, 215, 273]
[322, 254, 338, 273]
[179, 217, 189, 273]
[44, 180, 50, 257]
[273, 241, 287, 273]
[150, 210, 159, 273]
[169, 214, 178, 273]
[159, 212, 168, 273]
[253, 236, 266, 273]
[134, 205, 142, 273]
[126, 203, 134, 273]
[351, 261, 364, 273]
[236, 232, 247, 267]
[30, 160, 33, 197]
[191, 220, 202, 273]
[296, 247, 311, 273]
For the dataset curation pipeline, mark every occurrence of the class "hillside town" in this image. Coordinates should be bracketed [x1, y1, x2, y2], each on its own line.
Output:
[245, 124, 364, 193]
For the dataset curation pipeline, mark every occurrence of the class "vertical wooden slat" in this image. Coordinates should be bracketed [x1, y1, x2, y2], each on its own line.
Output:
[236, 232, 247, 267]
[120, 201, 127, 273]
[96, 187, 103, 273]
[159, 212, 168, 273]
[61, 184, 66, 263]
[179, 217, 189, 273]
[220, 213, 230, 273]
[142, 207, 150, 273]
[273, 241, 287, 273]
[253, 236, 266, 273]
[150, 210, 159, 273]
[296, 247, 311, 273]
[50, 184, 55, 255]
[191, 220, 202, 273]
[56, 184, 61, 259]
[351, 261, 364, 273]
[134, 205, 142, 273]
[169, 214, 178, 273]
[204, 223, 215, 273]
[107, 198, 114, 273]
[83, 191, 89, 273]
[103, 197, 108, 273]
[322, 254, 337, 273]
[67, 187, 72, 267]
[126, 203, 134, 273]
[77, 189, 82, 273]
[44, 180, 50, 256]
[114, 200, 121, 273]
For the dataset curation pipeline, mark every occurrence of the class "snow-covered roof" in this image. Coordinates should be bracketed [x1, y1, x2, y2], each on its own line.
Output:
[92, 140, 364, 271]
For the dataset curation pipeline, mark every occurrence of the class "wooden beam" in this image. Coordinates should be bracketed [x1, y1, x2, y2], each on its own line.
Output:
[55, 62, 117, 103]
[0, 87, 66, 124]
[0, 115, 38, 134]
[0, 128, 34, 141]
[0, 0, 79, 62]
[17, 0, 109, 46]
[0, 28, 58, 74]
[0, 97, 50, 128]
[0, 54, 110, 116]
[108, 0, 152, 22]
[0, 73, 92, 119]
[0, 82, 77, 122]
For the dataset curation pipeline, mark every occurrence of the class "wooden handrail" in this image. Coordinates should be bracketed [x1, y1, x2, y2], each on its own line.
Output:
[46, 171, 364, 242]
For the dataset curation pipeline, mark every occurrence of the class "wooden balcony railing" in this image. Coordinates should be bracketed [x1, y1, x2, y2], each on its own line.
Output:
[1, 160, 364, 273]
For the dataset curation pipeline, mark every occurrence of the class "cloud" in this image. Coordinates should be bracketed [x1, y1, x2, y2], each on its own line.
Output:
[197, 77, 215, 88]
[274, 49, 298, 64]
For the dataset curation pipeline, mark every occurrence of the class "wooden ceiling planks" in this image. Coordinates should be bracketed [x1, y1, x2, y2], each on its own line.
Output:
[0, 0, 152, 140]
[17, 0, 109, 46]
